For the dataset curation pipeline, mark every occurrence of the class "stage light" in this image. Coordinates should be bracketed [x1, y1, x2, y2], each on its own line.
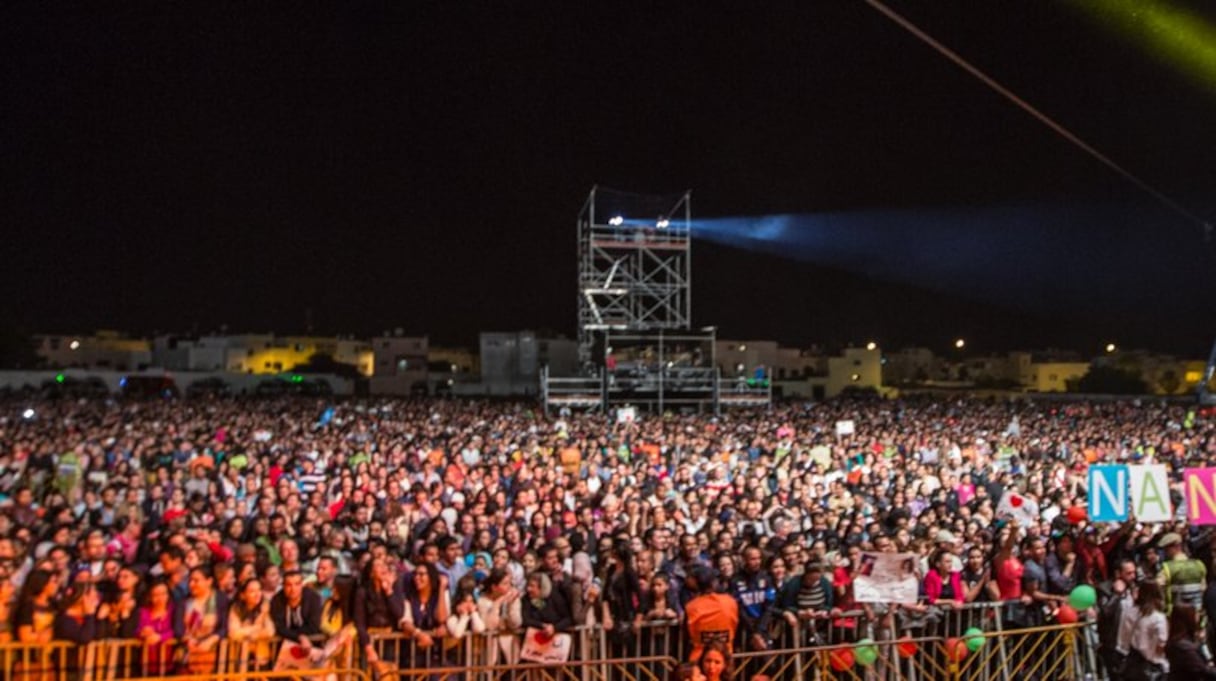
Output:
[69, 340, 81, 350]
[866, 342, 877, 351]
[656, 218, 670, 229]
[954, 339, 966, 349]
[22, 408, 35, 420]
[1106, 343, 1117, 353]
[609, 216, 624, 226]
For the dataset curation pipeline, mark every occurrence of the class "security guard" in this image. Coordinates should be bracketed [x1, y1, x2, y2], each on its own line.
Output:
[1158, 532, 1206, 613]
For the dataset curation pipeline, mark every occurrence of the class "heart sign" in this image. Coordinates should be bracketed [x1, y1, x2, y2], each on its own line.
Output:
[997, 491, 1039, 525]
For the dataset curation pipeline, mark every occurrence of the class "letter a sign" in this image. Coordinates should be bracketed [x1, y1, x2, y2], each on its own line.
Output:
[1129, 465, 1171, 523]
[1088, 465, 1128, 522]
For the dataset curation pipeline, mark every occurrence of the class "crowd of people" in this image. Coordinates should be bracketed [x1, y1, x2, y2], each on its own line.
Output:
[1, 395, 1215, 680]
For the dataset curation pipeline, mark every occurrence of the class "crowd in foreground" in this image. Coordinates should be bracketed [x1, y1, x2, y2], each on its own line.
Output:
[1, 395, 1215, 680]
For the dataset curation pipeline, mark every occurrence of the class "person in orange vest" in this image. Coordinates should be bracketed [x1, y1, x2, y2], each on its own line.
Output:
[685, 565, 739, 662]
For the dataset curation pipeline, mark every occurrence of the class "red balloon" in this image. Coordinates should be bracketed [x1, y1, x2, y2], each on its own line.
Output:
[1067, 506, 1088, 524]
[897, 636, 918, 658]
[1057, 605, 1079, 624]
[944, 638, 968, 663]
[829, 648, 855, 671]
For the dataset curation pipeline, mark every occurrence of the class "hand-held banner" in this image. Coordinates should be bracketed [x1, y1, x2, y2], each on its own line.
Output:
[853, 552, 920, 604]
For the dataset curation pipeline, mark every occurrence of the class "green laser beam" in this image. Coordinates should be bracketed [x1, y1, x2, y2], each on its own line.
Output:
[1073, 0, 1216, 91]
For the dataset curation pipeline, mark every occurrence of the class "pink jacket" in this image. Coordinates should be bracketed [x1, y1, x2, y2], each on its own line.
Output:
[923, 569, 964, 604]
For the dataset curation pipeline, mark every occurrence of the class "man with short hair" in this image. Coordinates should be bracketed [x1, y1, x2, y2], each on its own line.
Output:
[435, 536, 468, 595]
[730, 546, 775, 651]
[271, 570, 323, 643]
[308, 556, 338, 602]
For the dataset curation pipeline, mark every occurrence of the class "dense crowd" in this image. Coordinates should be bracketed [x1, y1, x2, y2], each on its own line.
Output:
[1, 395, 1215, 680]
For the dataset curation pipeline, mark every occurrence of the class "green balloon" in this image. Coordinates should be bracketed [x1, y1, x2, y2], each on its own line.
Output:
[964, 627, 986, 652]
[1069, 585, 1097, 610]
[855, 639, 879, 666]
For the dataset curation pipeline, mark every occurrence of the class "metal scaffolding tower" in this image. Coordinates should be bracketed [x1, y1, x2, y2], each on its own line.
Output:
[544, 185, 770, 415]
[577, 186, 692, 369]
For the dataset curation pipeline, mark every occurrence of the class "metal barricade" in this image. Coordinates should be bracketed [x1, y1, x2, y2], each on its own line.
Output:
[119, 668, 373, 681]
[381, 655, 678, 681]
[367, 631, 480, 681]
[0, 604, 1107, 681]
[88, 639, 156, 681]
[953, 622, 1084, 681]
[1, 641, 83, 681]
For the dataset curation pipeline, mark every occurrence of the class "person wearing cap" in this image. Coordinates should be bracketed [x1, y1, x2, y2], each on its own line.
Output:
[776, 560, 835, 644]
[934, 529, 964, 574]
[1158, 532, 1206, 613]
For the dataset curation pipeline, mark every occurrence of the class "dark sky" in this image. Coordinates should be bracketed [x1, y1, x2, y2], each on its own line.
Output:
[4, 1, 1215, 356]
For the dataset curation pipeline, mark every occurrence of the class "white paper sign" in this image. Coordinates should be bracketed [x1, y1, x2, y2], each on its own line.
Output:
[853, 552, 921, 603]
[1129, 464, 1172, 523]
[996, 490, 1041, 526]
[835, 420, 855, 436]
[520, 628, 573, 664]
[616, 407, 636, 424]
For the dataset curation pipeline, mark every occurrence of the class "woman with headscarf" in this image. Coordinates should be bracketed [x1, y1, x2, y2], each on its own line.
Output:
[521, 571, 575, 638]
[570, 552, 601, 626]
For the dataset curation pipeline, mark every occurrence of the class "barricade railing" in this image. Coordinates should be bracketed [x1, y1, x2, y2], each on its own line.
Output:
[732, 623, 1093, 681]
[0, 606, 1105, 681]
[220, 633, 357, 675]
[120, 669, 373, 681]
[375, 655, 679, 681]
[1, 641, 80, 681]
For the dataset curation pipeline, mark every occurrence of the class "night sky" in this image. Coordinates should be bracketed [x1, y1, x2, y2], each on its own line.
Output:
[5, 1, 1215, 356]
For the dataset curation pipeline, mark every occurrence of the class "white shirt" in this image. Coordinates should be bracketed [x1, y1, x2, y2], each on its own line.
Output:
[1120, 607, 1169, 671]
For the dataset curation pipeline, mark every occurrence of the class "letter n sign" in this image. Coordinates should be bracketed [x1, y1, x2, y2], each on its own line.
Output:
[1088, 465, 1128, 522]
[1185, 468, 1216, 525]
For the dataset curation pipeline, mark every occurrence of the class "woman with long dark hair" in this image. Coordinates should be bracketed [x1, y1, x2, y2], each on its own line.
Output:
[12, 569, 59, 681]
[1121, 580, 1168, 681]
[604, 543, 642, 655]
[174, 566, 228, 674]
[401, 561, 451, 668]
[227, 578, 276, 670]
[13, 569, 58, 644]
[100, 566, 142, 639]
[1165, 603, 1216, 679]
[354, 557, 404, 668]
[137, 580, 176, 676]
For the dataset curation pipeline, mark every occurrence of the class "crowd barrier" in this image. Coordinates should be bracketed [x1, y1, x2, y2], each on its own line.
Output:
[0, 601, 1107, 681]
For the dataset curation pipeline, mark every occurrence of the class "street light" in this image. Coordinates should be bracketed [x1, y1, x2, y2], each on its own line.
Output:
[69, 340, 81, 350]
